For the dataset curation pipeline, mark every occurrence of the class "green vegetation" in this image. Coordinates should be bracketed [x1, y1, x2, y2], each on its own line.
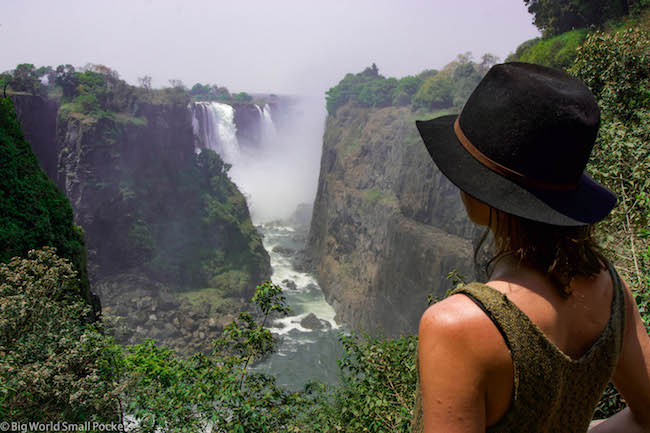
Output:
[523, 0, 641, 36]
[570, 28, 650, 327]
[0, 250, 417, 431]
[326, 54, 497, 116]
[0, 97, 92, 311]
[189, 82, 232, 102]
[0, 248, 121, 422]
[297, 332, 418, 432]
[508, 29, 588, 70]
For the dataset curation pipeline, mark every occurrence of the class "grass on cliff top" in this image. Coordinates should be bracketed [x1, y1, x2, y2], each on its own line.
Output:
[58, 101, 147, 126]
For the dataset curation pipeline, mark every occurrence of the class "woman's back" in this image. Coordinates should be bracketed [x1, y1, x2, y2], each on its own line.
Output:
[484, 257, 615, 362]
[411, 260, 627, 433]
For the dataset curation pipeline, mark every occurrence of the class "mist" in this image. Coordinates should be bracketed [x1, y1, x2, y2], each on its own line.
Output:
[228, 96, 325, 223]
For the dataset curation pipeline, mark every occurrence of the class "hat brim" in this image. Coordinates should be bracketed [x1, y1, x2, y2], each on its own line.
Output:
[416, 114, 617, 226]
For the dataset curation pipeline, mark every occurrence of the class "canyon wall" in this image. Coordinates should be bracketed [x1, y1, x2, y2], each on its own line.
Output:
[11, 94, 272, 353]
[308, 104, 479, 336]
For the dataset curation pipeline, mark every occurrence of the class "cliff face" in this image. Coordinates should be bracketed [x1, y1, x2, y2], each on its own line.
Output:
[11, 95, 271, 350]
[308, 104, 478, 336]
[232, 103, 262, 146]
[55, 103, 270, 290]
[1, 96, 99, 320]
[11, 94, 60, 183]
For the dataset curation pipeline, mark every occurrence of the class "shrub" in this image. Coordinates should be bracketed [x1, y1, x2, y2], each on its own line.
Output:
[570, 27, 650, 419]
[297, 331, 418, 432]
[0, 248, 122, 422]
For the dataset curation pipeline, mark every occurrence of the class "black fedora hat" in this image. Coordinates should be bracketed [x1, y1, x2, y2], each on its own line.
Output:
[415, 62, 616, 226]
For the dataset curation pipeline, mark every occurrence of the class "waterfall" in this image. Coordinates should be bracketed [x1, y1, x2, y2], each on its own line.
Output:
[259, 104, 277, 142]
[191, 102, 241, 164]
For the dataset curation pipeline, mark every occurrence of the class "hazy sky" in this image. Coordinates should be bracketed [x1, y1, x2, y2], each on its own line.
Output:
[1, 0, 540, 96]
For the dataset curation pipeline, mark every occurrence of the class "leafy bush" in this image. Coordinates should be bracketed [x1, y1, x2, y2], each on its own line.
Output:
[297, 332, 418, 432]
[570, 27, 650, 418]
[0, 248, 122, 422]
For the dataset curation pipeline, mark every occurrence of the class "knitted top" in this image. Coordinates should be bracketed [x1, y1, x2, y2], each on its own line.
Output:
[410, 263, 626, 433]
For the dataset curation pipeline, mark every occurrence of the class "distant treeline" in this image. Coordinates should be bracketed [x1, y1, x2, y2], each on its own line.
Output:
[325, 53, 498, 116]
[0, 64, 264, 119]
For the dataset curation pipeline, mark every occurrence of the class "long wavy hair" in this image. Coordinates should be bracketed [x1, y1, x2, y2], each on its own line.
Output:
[476, 208, 608, 297]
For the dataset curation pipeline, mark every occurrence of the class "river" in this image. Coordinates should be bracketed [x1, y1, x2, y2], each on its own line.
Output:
[250, 223, 347, 391]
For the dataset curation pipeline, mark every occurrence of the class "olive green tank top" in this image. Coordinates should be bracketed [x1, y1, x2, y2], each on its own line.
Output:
[410, 263, 626, 433]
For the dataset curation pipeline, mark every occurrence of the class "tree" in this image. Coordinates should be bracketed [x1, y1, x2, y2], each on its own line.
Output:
[168, 78, 186, 90]
[190, 82, 210, 96]
[361, 63, 380, 78]
[35, 65, 55, 87]
[232, 92, 253, 103]
[10, 63, 44, 95]
[524, 0, 630, 36]
[54, 64, 79, 99]
[137, 75, 152, 92]
[412, 70, 455, 110]
[0, 248, 121, 422]
[479, 53, 500, 74]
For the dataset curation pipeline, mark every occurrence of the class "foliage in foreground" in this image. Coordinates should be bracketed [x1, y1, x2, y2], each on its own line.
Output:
[298, 332, 418, 433]
[571, 27, 650, 417]
[0, 248, 122, 422]
[0, 246, 420, 432]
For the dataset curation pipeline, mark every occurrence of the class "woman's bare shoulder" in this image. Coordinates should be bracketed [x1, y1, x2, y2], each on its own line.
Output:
[417, 294, 513, 432]
[419, 294, 510, 366]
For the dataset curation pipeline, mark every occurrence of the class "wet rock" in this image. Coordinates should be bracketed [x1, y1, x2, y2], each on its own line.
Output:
[300, 313, 331, 330]
[281, 279, 297, 290]
[182, 317, 198, 332]
[273, 246, 296, 256]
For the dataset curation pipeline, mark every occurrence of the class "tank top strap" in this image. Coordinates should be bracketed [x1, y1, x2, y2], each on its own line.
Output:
[446, 282, 528, 412]
[444, 263, 627, 432]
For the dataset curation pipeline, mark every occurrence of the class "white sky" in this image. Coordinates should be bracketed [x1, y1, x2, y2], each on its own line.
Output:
[1, 0, 540, 97]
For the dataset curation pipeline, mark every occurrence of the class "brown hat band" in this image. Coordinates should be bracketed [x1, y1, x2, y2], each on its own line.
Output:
[453, 117, 578, 192]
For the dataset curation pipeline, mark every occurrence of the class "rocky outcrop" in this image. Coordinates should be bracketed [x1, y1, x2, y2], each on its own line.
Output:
[308, 104, 478, 336]
[232, 103, 262, 146]
[98, 273, 242, 356]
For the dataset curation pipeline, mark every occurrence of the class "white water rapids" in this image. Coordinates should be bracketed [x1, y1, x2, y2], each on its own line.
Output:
[190, 98, 344, 389]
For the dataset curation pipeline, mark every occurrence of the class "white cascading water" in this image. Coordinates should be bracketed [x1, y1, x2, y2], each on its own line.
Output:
[192, 102, 241, 164]
[190, 97, 344, 390]
[261, 104, 278, 141]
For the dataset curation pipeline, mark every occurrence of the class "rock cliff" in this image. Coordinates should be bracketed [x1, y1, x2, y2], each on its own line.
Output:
[11, 94, 271, 351]
[308, 104, 478, 336]
[11, 94, 60, 183]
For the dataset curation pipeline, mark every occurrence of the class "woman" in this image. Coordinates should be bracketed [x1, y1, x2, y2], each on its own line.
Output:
[411, 62, 650, 433]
